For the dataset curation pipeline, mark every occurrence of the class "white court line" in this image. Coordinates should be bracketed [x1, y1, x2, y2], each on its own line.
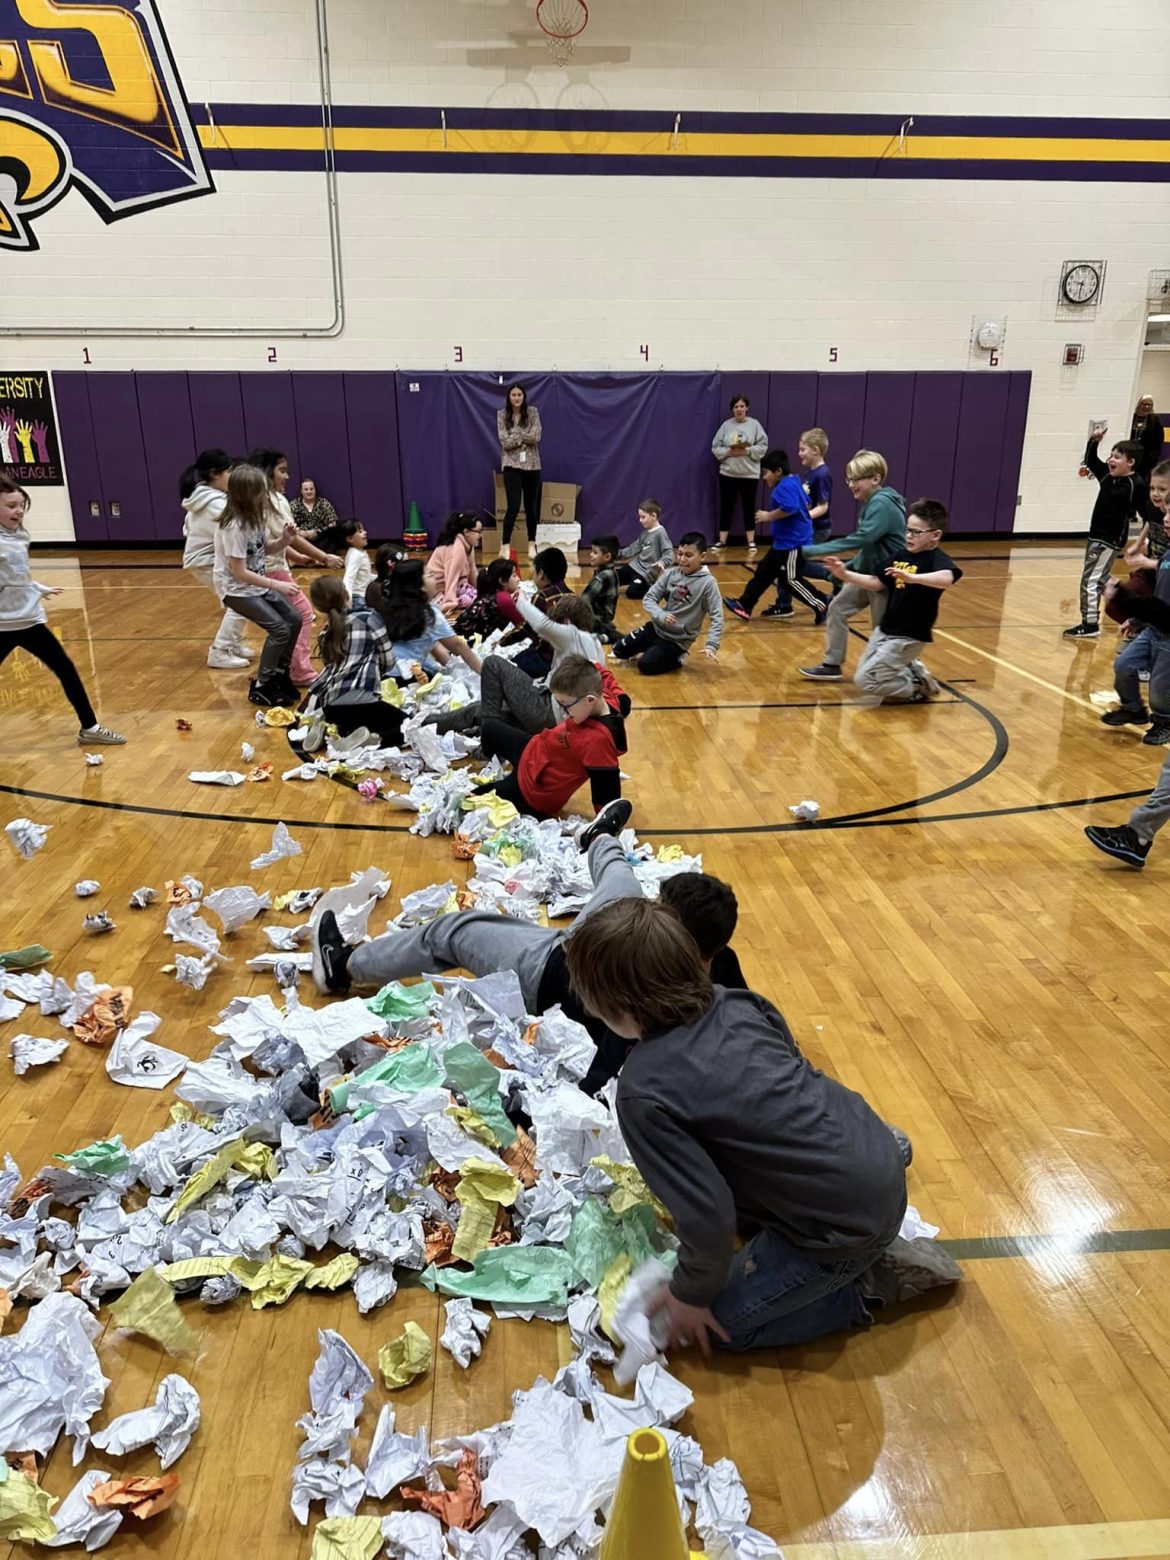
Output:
[934, 629, 1100, 713]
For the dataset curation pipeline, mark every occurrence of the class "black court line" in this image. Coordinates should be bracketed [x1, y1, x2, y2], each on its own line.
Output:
[940, 1228, 1170, 1261]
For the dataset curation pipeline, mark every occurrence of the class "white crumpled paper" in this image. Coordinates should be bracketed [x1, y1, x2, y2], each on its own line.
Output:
[380, 1511, 448, 1559]
[129, 886, 158, 909]
[283, 997, 384, 1070]
[309, 866, 391, 946]
[74, 879, 100, 897]
[188, 770, 246, 786]
[10, 1032, 69, 1076]
[612, 1255, 673, 1385]
[174, 953, 217, 990]
[365, 1404, 431, 1498]
[290, 1457, 366, 1525]
[250, 821, 303, 870]
[439, 1297, 491, 1369]
[788, 799, 820, 823]
[91, 1373, 201, 1469]
[83, 752, 105, 767]
[42, 1468, 123, 1550]
[5, 817, 49, 858]
[164, 903, 221, 963]
[241, 741, 256, 762]
[0, 1291, 109, 1459]
[695, 1458, 784, 1559]
[105, 1012, 188, 1090]
[205, 885, 272, 934]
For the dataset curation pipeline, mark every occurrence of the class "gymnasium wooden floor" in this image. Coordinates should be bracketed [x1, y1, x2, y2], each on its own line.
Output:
[3, 538, 1170, 1560]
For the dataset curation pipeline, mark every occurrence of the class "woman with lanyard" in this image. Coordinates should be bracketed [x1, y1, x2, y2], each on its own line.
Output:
[249, 447, 342, 687]
[711, 393, 769, 555]
[497, 382, 542, 560]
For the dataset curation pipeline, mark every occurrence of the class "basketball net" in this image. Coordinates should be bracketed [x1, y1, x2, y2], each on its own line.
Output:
[537, 0, 588, 66]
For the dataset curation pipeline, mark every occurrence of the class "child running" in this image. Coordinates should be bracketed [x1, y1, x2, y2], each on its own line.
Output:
[722, 449, 829, 623]
[0, 475, 125, 745]
[613, 531, 722, 675]
[616, 501, 673, 599]
[581, 534, 621, 642]
[564, 898, 961, 1354]
[1063, 432, 1152, 640]
[823, 499, 960, 703]
[212, 464, 304, 707]
[180, 448, 253, 669]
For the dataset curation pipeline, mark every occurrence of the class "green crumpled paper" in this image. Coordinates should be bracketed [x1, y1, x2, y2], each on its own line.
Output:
[0, 1469, 57, 1542]
[55, 1135, 131, 1176]
[421, 1244, 574, 1307]
[590, 1156, 670, 1220]
[566, 1199, 662, 1289]
[329, 1041, 442, 1115]
[379, 1320, 433, 1389]
[365, 980, 436, 1022]
[451, 1158, 520, 1263]
[443, 1041, 515, 1148]
[311, 1515, 384, 1560]
[108, 1266, 198, 1353]
[0, 944, 51, 970]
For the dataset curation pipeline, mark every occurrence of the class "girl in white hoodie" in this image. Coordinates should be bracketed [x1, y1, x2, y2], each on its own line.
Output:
[181, 449, 253, 669]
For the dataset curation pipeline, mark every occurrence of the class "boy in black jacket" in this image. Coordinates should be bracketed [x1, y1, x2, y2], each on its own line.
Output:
[1064, 435, 1152, 640]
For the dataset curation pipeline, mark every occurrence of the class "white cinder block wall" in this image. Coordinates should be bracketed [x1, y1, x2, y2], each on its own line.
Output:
[7, 0, 1167, 540]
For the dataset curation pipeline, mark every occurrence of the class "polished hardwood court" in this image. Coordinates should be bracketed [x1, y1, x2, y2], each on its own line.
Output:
[3, 539, 1170, 1560]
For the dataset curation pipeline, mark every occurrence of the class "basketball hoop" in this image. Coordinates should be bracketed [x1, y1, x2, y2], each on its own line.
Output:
[536, 0, 588, 66]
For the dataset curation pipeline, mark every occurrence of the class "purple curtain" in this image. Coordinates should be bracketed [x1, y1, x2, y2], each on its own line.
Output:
[396, 371, 722, 543]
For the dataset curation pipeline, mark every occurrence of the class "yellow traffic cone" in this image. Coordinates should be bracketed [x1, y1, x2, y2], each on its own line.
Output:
[599, 1427, 705, 1560]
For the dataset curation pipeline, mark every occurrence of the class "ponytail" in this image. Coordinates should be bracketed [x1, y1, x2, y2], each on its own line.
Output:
[180, 447, 232, 501]
[309, 574, 351, 666]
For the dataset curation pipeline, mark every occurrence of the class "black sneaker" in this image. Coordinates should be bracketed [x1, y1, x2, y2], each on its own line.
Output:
[311, 909, 353, 994]
[799, 663, 843, 681]
[1101, 706, 1148, 727]
[761, 604, 795, 619]
[1142, 718, 1170, 746]
[859, 1237, 962, 1308]
[248, 678, 282, 707]
[886, 1123, 914, 1168]
[723, 597, 751, 621]
[1084, 824, 1151, 868]
[1062, 622, 1099, 639]
[577, 798, 633, 852]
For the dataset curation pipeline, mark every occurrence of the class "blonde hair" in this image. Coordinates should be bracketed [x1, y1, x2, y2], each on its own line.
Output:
[220, 463, 270, 530]
[845, 450, 888, 485]
[800, 427, 829, 457]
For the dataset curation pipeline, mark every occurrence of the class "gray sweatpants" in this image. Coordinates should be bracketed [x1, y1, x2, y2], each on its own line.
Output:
[347, 835, 639, 1007]
[824, 581, 882, 668]
[855, 630, 929, 703]
[1130, 749, 1170, 845]
[1078, 539, 1119, 627]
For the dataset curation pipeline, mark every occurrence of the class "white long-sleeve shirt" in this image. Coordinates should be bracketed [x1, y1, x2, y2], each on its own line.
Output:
[0, 523, 52, 630]
[343, 546, 373, 600]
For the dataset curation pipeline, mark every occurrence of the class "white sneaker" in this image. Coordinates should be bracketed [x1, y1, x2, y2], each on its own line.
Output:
[208, 648, 251, 669]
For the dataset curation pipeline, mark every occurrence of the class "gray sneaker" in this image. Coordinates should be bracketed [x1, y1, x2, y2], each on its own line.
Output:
[886, 1124, 914, 1167]
[861, 1236, 962, 1307]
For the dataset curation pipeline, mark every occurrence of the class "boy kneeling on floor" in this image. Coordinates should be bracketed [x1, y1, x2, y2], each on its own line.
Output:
[565, 897, 961, 1354]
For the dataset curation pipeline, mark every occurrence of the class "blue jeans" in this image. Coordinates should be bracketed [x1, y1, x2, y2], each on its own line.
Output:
[711, 1228, 883, 1351]
[1115, 627, 1170, 718]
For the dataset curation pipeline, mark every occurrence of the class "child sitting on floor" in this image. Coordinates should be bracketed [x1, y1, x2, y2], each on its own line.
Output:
[613, 531, 723, 675]
[616, 501, 673, 599]
[451, 557, 524, 641]
[504, 546, 572, 677]
[564, 898, 961, 1355]
[582, 534, 621, 642]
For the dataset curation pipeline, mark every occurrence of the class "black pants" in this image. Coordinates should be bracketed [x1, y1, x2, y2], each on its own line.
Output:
[615, 564, 651, 600]
[502, 467, 542, 546]
[612, 620, 686, 676]
[739, 548, 828, 617]
[324, 700, 405, 745]
[478, 718, 546, 818]
[0, 623, 97, 728]
[719, 476, 759, 542]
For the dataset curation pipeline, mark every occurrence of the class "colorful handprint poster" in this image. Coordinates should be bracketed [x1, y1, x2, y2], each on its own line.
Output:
[0, 373, 63, 486]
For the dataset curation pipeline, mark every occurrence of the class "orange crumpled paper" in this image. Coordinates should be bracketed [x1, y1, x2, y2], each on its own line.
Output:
[451, 836, 480, 860]
[72, 986, 133, 1046]
[165, 880, 196, 905]
[401, 1450, 484, 1530]
[175, 719, 192, 732]
[4, 1451, 39, 1481]
[9, 1177, 52, 1218]
[247, 764, 273, 783]
[423, 1218, 457, 1268]
[88, 1475, 180, 1520]
[0, 1289, 12, 1332]
[502, 1127, 538, 1189]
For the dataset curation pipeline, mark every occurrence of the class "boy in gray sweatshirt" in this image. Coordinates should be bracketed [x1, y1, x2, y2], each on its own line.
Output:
[565, 898, 962, 1355]
[612, 532, 723, 676]
[616, 499, 674, 600]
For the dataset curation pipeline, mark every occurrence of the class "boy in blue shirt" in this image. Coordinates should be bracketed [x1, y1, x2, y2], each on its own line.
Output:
[722, 449, 830, 623]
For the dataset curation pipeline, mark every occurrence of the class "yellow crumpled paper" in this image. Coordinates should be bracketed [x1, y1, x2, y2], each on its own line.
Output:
[444, 1105, 499, 1150]
[0, 1470, 57, 1542]
[377, 678, 407, 709]
[159, 1252, 356, 1308]
[168, 1102, 215, 1129]
[655, 844, 684, 864]
[461, 790, 518, 828]
[379, 1321, 433, 1389]
[165, 1138, 274, 1224]
[598, 1252, 633, 1336]
[108, 1266, 197, 1353]
[311, 1515, 384, 1560]
[261, 706, 298, 727]
[451, 1158, 521, 1263]
[590, 1156, 670, 1220]
[302, 1253, 360, 1291]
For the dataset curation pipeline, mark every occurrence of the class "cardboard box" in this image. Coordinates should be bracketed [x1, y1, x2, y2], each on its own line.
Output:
[535, 522, 582, 554]
[492, 473, 580, 528]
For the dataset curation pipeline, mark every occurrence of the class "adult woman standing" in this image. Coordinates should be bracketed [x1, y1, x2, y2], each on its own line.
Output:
[425, 511, 483, 616]
[497, 382, 542, 558]
[249, 447, 342, 687]
[711, 393, 769, 554]
[180, 448, 253, 668]
[1131, 394, 1165, 482]
[289, 477, 340, 542]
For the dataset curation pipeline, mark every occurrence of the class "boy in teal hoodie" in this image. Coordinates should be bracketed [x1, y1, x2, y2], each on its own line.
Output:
[798, 449, 907, 681]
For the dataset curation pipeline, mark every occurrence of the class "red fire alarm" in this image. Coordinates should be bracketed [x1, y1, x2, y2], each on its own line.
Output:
[1064, 343, 1084, 366]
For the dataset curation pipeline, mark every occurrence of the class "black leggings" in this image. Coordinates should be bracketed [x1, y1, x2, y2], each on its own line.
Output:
[0, 623, 97, 728]
[615, 564, 651, 600]
[719, 476, 759, 542]
[739, 548, 828, 617]
[324, 700, 405, 745]
[502, 467, 542, 546]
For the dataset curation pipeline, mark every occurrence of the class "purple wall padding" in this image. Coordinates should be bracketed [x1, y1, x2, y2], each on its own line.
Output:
[396, 372, 722, 543]
[86, 374, 155, 543]
[952, 374, 1011, 533]
[344, 372, 403, 539]
[861, 372, 916, 495]
[994, 372, 1032, 533]
[240, 373, 300, 475]
[53, 374, 107, 543]
[292, 373, 354, 518]
[765, 373, 819, 455]
[135, 373, 195, 541]
[815, 374, 867, 526]
[904, 372, 962, 520]
[188, 373, 246, 458]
